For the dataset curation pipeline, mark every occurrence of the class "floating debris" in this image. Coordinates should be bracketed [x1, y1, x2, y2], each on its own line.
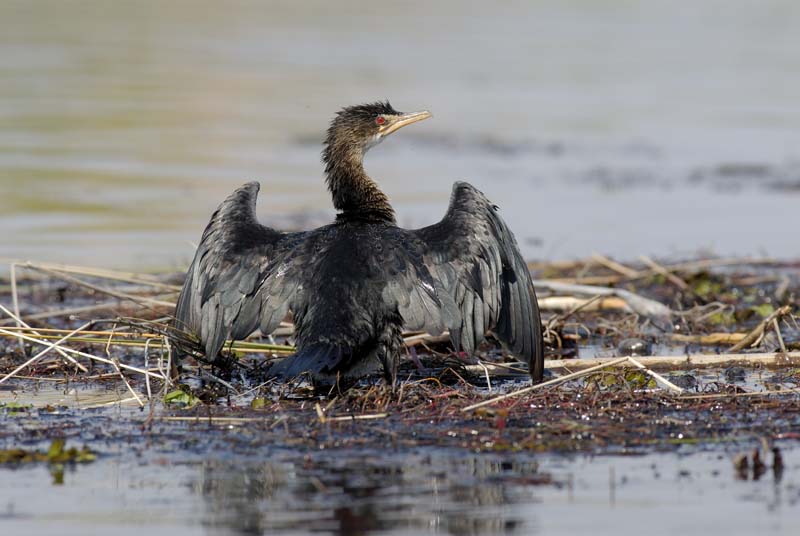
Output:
[617, 338, 653, 357]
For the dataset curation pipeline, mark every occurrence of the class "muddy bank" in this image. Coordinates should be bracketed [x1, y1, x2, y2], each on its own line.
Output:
[1, 257, 800, 533]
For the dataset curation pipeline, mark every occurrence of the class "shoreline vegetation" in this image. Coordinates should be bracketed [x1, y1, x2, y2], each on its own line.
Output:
[1, 255, 798, 455]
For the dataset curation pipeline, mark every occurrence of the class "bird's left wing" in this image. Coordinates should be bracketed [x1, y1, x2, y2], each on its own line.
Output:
[388, 182, 544, 381]
[175, 182, 310, 357]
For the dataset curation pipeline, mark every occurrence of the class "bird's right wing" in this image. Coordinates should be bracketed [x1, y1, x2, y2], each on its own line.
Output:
[175, 182, 309, 357]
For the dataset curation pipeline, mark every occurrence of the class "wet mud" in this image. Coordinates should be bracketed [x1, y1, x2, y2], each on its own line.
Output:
[1, 259, 800, 533]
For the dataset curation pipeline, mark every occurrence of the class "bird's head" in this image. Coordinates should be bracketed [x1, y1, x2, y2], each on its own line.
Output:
[323, 101, 431, 159]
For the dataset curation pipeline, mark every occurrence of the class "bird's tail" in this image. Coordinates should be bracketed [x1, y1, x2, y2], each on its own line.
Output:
[269, 343, 350, 380]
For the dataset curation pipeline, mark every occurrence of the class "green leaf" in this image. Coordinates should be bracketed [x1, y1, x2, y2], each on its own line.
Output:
[751, 303, 775, 318]
[164, 389, 201, 408]
[2, 402, 33, 410]
[624, 371, 657, 389]
[2, 402, 33, 417]
[707, 312, 736, 326]
[47, 439, 65, 461]
[73, 447, 97, 463]
[692, 279, 722, 298]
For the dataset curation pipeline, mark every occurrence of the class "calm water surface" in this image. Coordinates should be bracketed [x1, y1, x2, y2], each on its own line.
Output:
[1, 0, 799, 268]
[1, 2, 800, 534]
[0, 398, 798, 536]
[0, 441, 798, 536]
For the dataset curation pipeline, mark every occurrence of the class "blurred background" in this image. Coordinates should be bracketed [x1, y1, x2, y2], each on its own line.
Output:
[1, 0, 798, 269]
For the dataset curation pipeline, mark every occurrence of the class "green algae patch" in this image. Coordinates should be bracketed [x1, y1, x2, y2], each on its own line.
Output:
[1, 401, 34, 416]
[0, 439, 96, 465]
[251, 397, 268, 409]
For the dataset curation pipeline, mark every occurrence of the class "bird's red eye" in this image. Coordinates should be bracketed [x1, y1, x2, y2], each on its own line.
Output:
[375, 116, 386, 125]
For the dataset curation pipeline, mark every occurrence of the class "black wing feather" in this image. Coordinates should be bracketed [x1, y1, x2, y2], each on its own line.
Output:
[176, 180, 543, 383]
[175, 182, 306, 357]
[401, 181, 544, 381]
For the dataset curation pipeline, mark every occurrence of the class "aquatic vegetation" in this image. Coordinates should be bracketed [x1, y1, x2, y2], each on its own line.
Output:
[164, 388, 202, 408]
[0, 256, 797, 456]
[0, 439, 96, 465]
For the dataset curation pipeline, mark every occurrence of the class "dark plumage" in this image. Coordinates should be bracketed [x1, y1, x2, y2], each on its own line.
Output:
[175, 102, 544, 386]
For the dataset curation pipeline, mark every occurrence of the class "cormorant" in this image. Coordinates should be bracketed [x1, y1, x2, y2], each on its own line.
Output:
[175, 102, 544, 386]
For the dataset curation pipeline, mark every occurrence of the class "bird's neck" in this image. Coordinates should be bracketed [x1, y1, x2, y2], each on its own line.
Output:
[324, 143, 396, 224]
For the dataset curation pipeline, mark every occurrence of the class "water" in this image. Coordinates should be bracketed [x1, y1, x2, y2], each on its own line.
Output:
[1, 383, 799, 535]
[1, 0, 799, 269]
[2, 2, 800, 533]
[2, 370, 799, 535]
[1, 438, 798, 535]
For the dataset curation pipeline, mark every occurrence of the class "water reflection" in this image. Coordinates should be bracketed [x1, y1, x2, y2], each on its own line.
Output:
[193, 453, 550, 535]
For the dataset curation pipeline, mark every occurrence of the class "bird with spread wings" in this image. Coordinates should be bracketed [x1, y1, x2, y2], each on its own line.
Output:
[175, 102, 543, 386]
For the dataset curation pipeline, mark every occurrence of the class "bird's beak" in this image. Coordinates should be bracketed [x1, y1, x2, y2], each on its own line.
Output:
[379, 110, 432, 137]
